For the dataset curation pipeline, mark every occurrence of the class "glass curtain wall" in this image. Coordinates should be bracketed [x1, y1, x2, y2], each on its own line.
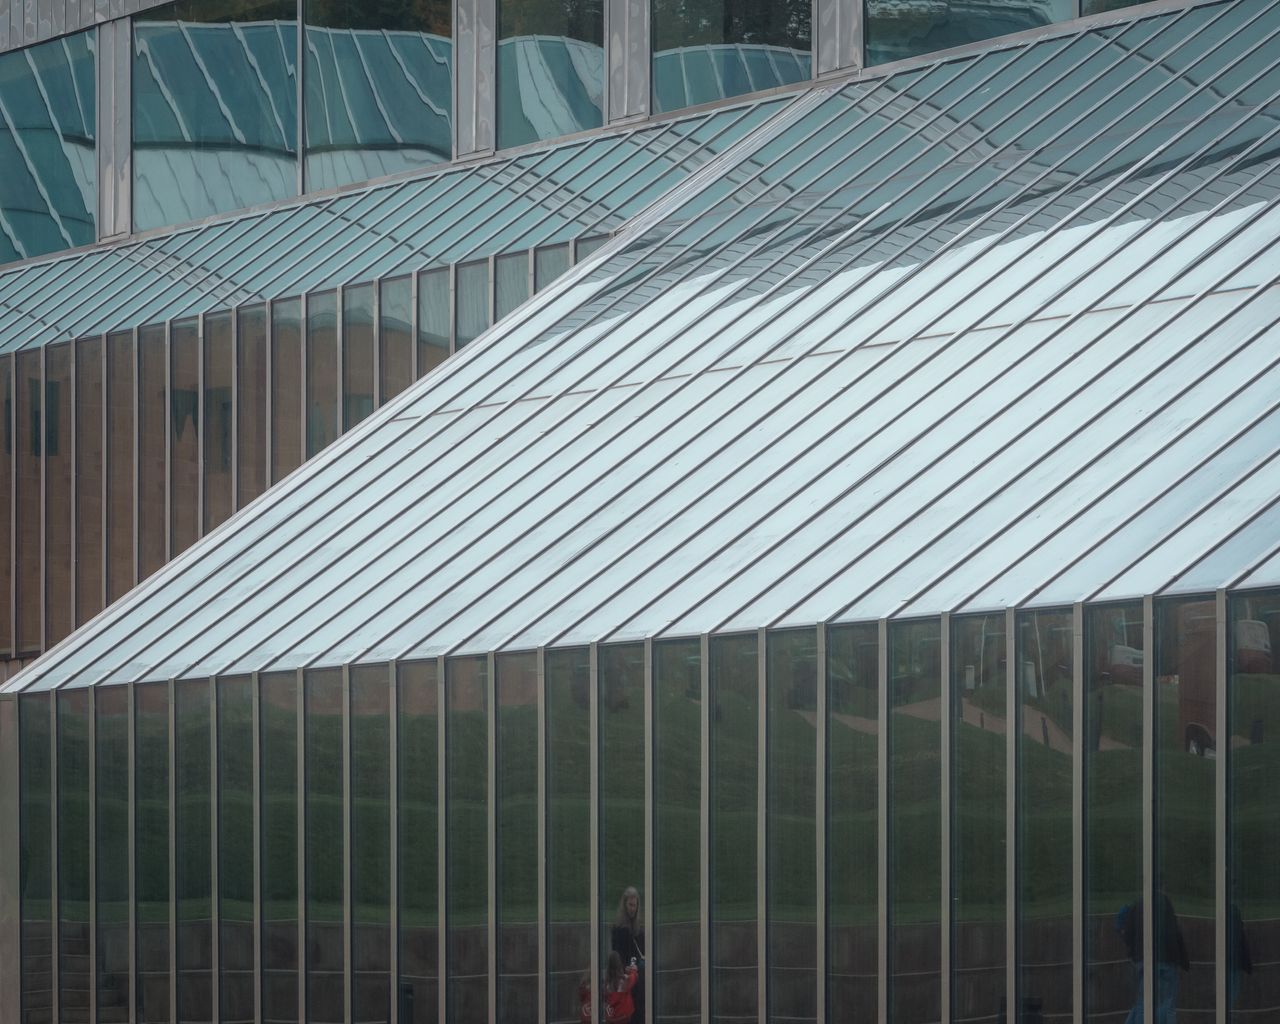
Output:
[96, 686, 131, 1024]
[58, 690, 91, 1024]
[46, 343, 71, 643]
[106, 332, 135, 605]
[136, 682, 172, 1022]
[306, 293, 339, 459]
[271, 299, 304, 484]
[305, 667, 345, 1023]
[237, 307, 268, 508]
[171, 321, 200, 558]
[75, 336, 103, 626]
[497, 0, 603, 148]
[0, 355, 9, 655]
[303, 0, 452, 192]
[864, 0, 1073, 68]
[380, 278, 415, 405]
[351, 665, 393, 1022]
[418, 268, 450, 374]
[218, 677, 255, 1024]
[133, 0, 298, 231]
[203, 314, 233, 535]
[19, 693, 53, 1024]
[651, 0, 811, 113]
[15, 349, 39, 653]
[260, 671, 300, 1024]
[343, 286, 376, 432]
[175, 677, 213, 1024]
[139, 326, 168, 581]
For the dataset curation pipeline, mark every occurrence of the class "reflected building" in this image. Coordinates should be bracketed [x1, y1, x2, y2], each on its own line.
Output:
[2, 0, 1280, 1023]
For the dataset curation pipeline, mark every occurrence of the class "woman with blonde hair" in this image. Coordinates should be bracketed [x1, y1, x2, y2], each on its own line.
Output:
[611, 887, 644, 1021]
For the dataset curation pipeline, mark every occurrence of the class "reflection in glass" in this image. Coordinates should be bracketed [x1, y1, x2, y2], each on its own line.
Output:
[546, 647, 590, 1024]
[133, 0, 297, 231]
[97, 686, 131, 1023]
[951, 615, 1006, 1024]
[306, 668, 345, 1023]
[1016, 610, 1073, 1022]
[710, 633, 757, 1023]
[1229, 590, 1280, 1019]
[888, 618, 941, 1024]
[260, 672, 299, 1024]
[535, 244, 570, 290]
[352, 665, 392, 1022]
[307, 292, 339, 458]
[303, 0, 452, 191]
[136, 683, 172, 1022]
[398, 660, 439, 1022]
[767, 629, 817, 1023]
[106, 332, 136, 603]
[379, 277, 414, 404]
[455, 261, 490, 349]
[0, 357, 10, 653]
[827, 623, 878, 1020]
[447, 656, 489, 1021]
[497, 0, 602, 148]
[139, 325, 168, 580]
[865, 0, 1071, 67]
[496, 652, 538, 1023]
[1084, 603, 1144, 1020]
[203, 313, 233, 533]
[219, 677, 255, 1023]
[59, 690, 91, 1024]
[0, 30, 95, 263]
[238, 306, 268, 508]
[495, 252, 530, 321]
[75, 336, 104, 625]
[271, 299, 303, 483]
[1154, 598, 1214, 1019]
[600, 645, 646, 1022]
[418, 268, 450, 374]
[20, 694, 52, 1024]
[654, 639, 701, 1022]
[15, 349, 39, 651]
[344, 285, 376, 431]
[175, 678, 213, 1023]
[171, 321, 200, 558]
[45, 343, 72, 643]
[652, 0, 810, 112]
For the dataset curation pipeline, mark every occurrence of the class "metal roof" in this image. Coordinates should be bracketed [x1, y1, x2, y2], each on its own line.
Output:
[9, 0, 1280, 691]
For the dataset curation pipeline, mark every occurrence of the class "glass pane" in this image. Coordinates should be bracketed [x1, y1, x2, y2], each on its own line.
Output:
[59, 689, 91, 1024]
[344, 284, 376, 431]
[20, 694, 52, 1024]
[75, 336, 104, 625]
[534, 244, 570, 291]
[827, 623, 878, 1020]
[133, 0, 298, 231]
[139, 325, 168, 580]
[0, 30, 95, 262]
[496, 651, 538, 1023]
[379, 277, 414, 405]
[136, 682, 172, 1023]
[171, 320, 200, 557]
[652, 0, 810, 112]
[546, 647, 590, 1023]
[303, 0, 452, 191]
[447, 655, 489, 1020]
[575, 235, 607, 260]
[397, 659, 439, 1023]
[219, 676, 254, 1023]
[865, 0, 1072, 67]
[710, 632, 757, 1023]
[106, 332, 135, 602]
[888, 618, 941, 1024]
[261, 671, 300, 1024]
[271, 299, 303, 483]
[455, 261, 489, 350]
[497, 0, 602, 148]
[15, 349, 39, 651]
[307, 292, 339, 458]
[45, 342, 72, 643]
[1016, 609, 1073, 1022]
[203, 313, 233, 534]
[600, 644, 646, 1019]
[306, 667, 345, 1022]
[1228, 589, 1280, 1018]
[417, 268, 449, 375]
[654, 638, 701, 1023]
[767, 629, 817, 1024]
[0, 356, 10, 654]
[352, 665, 393, 1022]
[1084, 603, 1144, 1020]
[951, 614, 1006, 1024]
[1154, 597, 1215, 1019]
[97, 686, 131, 1023]
[237, 306, 268, 508]
[495, 252, 529, 322]
[175, 678, 213, 1024]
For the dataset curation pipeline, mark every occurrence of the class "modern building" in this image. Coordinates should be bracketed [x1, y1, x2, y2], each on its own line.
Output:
[2, 0, 1279, 1022]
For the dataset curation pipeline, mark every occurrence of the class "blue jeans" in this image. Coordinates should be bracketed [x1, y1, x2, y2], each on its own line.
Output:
[1125, 962, 1180, 1024]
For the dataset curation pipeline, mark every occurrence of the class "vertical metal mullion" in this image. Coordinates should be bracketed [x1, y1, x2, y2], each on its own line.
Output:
[389, 661, 400, 1024]
[1006, 607, 1018, 1024]
[210, 677, 220, 1024]
[537, 646, 547, 1024]
[264, 301, 274, 488]
[527, 248, 536, 299]
[487, 650, 498, 1024]
[1142, 596, 1155, 1024]
[296, 7, 305, 197]
[168, 679, 177, 1024]
[1072, 603, 1084, 1024]
[39, 345, 46, 651]
[409, 272, 421, 382]
[297, 668, 307, 1023]
[487, 254, 497, 331]
[68, 340, 76, 634]
[939, 612, 952, 1024]
[300, 294, 309, 469]
[163, 322, 172, 565]
[448, 263, 458, 356]
[372, 283, 383, 410]
[252, 672, 262, 1024]
[343, 664, 353, 1024]
[1215, 590, 1228, 1024]
[129, 329, 140, 590]
[196, 316, 205, 539]
[336, 288, 346, 441]
[50, 690, 60, 1024]
[436, 654, 447, 1024]
[589, 642, 601, 1024]
[699, 633, 711, 1024]
[230, 309, 239, 511]
[643, 637, 654, 1024]
[0, 695, 19, 1024]
[877, 618, 888, 1024]
[815, 624, 827, 1024]
[127, 681, 137, 1024]
[756, 627, 767, 1024]
[88, 689, 97, 1024]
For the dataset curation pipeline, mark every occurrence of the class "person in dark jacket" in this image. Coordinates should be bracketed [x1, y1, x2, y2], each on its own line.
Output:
[611, 887, 645, 1022]
[1117, 891, 1189, 1024]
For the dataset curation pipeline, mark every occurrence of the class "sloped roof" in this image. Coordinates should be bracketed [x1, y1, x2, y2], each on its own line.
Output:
[9, 0, 1280, 691]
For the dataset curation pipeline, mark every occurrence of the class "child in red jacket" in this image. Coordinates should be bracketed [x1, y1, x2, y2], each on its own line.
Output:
[579, 952, 639, 1023]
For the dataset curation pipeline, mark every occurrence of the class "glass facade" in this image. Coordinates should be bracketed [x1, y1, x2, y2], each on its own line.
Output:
[864, 0, 1073, 66]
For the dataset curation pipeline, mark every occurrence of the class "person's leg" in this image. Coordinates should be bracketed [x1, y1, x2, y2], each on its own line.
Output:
[1125, 963, 1145, 1024]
